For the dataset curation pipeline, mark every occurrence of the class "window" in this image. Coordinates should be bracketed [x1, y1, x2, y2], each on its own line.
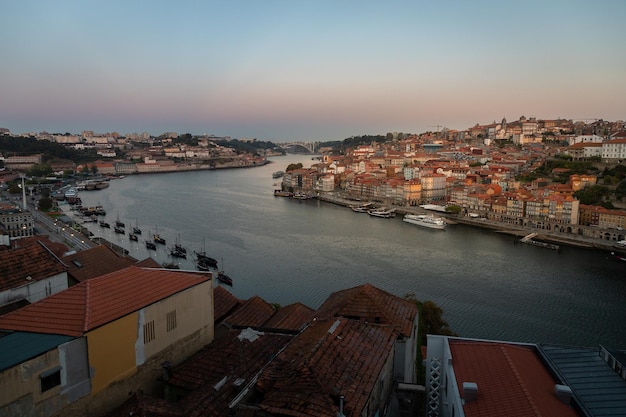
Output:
[166, 310, 177, 332]
[143, 320, 155, 343]
[40, 367, 61, 392]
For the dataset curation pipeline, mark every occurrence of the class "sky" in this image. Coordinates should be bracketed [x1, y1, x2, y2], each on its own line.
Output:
[1, 1, 625, 141]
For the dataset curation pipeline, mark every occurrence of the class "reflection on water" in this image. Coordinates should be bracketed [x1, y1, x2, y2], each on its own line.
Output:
[76, 155, 626, 348]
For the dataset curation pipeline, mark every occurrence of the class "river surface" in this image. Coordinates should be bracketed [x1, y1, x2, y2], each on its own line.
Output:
[74, 154, 626, 348]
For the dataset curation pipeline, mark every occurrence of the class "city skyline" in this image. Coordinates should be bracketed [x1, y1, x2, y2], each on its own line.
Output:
[2, 1, 625, 141]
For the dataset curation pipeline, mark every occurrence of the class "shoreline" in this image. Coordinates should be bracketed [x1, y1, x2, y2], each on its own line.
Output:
[316, 193, 624, 254]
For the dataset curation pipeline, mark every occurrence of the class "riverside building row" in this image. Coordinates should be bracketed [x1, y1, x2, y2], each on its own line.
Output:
[279, 132, 626, 242]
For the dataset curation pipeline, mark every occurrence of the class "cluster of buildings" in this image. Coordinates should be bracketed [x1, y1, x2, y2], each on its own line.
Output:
[0, 232, 624, 417]
[0, 130, 267, 176]
[279, 118, 626, 243]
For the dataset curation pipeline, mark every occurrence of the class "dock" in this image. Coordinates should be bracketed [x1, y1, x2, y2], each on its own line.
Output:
[520, 233, 560, 250]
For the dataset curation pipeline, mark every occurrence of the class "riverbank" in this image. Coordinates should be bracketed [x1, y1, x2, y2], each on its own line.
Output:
[317, 193, 622, 253]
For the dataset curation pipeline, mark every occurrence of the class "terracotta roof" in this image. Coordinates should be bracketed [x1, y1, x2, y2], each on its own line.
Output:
[64, 245, 137, 283]
[0, 241, 67, 292]
[103, 391, 184, 417]
[0, 266, 210, 337]
[173, 329, 293, 417]
[11, 235, 69, 258]
[223, 295, 276, 328]
[213, 285, 241, 323]
[314, 283, 417, 336]
[449, 340, 580, 417]
[254, 318, 399, 417]
[134, 257, 162, 268]
[262, 302, 314, 333]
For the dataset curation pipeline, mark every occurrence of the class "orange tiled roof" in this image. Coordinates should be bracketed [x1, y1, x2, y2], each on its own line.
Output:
[64, 245, 137, 283]
[314, 283, 417, 336]
[0, 266, 210, 337]
[11, 235, 69, 258]
[449, 340, 579, 417]
[0, 241, 67, 292]
[213, 285, 241, 323]
[263, 302, 314, 332]
[255, 318, 399, 417]
[223, 295, 276, 328]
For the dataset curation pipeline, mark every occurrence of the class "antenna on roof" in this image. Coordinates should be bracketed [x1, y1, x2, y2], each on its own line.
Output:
[337, 395, 346, 417]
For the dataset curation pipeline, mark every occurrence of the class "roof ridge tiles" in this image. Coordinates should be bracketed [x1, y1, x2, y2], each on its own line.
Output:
[499, 345, 543, 417]
[82, 280, 91, 332]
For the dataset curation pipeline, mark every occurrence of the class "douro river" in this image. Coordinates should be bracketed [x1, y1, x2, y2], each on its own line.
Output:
[74, 154, 625, 348]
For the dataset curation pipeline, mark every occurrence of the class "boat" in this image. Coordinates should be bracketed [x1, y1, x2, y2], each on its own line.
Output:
[217, 272, 233, 286]
[99, 221, 110, 228]
[170, 247, 186, 258]
[64, 187, 78, 199]
[195, 239, 218, 269]
[153, 225, 166, 245]
[274, 189, 293, 197]
[403, 214, 446, 230]
[293, 192, 315, 200]
[272, 171, 284, 178]
[195, 259, 211, 271]
[115, 214, 125, 228]
[350, 203, 373, 213]
[368, 208, 396, 218]
[114, 226, 125, 234]
[95, 181, 109, 189]
[129, 233, 138, 241]
[145, 240, 157, 250]
[610, 251, 626, 262]
[161, 262, 180, 270]
[194, 252, 217, 268]
[217, 258, 233, 286]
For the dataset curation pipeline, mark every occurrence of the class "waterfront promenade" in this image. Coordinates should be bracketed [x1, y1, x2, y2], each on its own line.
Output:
[318, 193, 624, 253]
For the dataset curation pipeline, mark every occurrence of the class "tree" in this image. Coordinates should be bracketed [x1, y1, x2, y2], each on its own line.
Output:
[616, 180, 626, 200]
[90, 164, 98, 175]
[38, 196, 53, 211]
[420, 300, 457, 343]
[404, 293, 457, 345]
[573, 185, 610, 205]
[446, 205, 462, 214]
[286, 163, 303, 172]
[27, 163, 53, 177]
[8, 183, 21, 194]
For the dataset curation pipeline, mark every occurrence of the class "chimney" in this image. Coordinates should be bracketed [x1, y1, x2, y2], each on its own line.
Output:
[555, 384, 572, 405]
[463, 382, 478, 403]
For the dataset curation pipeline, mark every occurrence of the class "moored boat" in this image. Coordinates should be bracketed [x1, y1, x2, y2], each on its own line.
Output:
[217, 272, 233, 286]
[274, 190, 293, 197]
[368, 208, 396, 218]
[145, 240, 157, 250]
[114, 226, 125, 234]
[350, 203, 373, 213]
[129, 233, 138, 241]
[99, 221, 110, 228]
[403, 214, 446, 230]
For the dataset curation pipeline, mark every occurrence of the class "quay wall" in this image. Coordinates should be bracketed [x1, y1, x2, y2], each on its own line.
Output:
[316, 194, 622, 253]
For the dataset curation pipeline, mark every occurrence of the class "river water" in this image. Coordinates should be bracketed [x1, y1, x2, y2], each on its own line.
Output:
[74, 154, 626, 348]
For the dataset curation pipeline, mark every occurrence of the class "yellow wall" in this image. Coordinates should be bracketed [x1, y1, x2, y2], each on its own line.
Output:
[87, 312, 138, 395]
